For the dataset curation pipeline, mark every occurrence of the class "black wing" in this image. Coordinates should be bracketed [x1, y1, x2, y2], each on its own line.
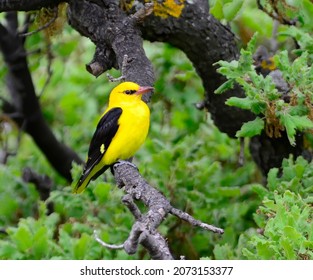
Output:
[81, 107, 122, 181]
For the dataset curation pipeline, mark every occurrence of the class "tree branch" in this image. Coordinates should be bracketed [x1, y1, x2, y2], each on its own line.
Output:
[67, 0, 154, 102]
[0, 0, 62, 12]
[138, 0, 254, 137]
[0, 12, 82, 181]
[136, 0, 306, 175]
[170, 207, 224, 234]
[22, 167, 54, 214]
[112, 162, 223, 259]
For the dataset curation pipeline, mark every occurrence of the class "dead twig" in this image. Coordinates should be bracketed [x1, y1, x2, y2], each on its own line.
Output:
[93, 230, 124, 250]
[130, 2, 154, 23]
[100, 161, 224, 259]
[38, 42, 53, 98]
[19, 7, 58, 37]
[170, 207, 224, 234]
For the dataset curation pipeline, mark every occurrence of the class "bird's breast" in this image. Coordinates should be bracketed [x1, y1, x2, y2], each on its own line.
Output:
[102, 101, 150, 164]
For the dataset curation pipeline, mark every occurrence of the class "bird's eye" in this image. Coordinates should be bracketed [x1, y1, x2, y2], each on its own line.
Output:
[124, 90, 136, 95]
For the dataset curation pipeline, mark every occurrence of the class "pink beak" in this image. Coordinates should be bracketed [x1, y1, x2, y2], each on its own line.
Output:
[136, 86, 154, 95]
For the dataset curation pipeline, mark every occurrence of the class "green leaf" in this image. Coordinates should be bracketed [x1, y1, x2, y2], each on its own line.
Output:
[280, 237, 296, 259]
[267, 168, 279, 191]
[283, 226, 303, 242]
[235, 117, 264, 138]
[274, 50, 291, 72]
[0, 241, 23, 259]
[246, 32, 258, 53]
[262, 198, 277, 211]
[279, 115, 313, 146]
[73, 233, 90, 260]
[217, 186, 241, 197]
[279, 27, 313, 53]
[242, 248, 259, 260]
[301, 0, 313, 30]
[225, 96, 253, 110]
[215, 79, 235, 94]
[58, 230, 73, 254]
[216, 61, 240, 78]
[214, 244, 234, 259]
[93, 182, 111, 203]
[33, 227, 49, 259]
[250, 101, 267, 115]
[252, 184, 269, 199]
[12, 225, 33, 252]
[256, 242, 278, 259]
[210, 0, 224, 19]
[223, 0, 244, 21]
[0, 193, 19, 221]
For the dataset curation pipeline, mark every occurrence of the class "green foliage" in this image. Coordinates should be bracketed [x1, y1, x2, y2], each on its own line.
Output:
[1, 5, 313, 261]
[280, 26, 313, 55]
[210, 0, 244, 21]
[242, 156, 313, 260]
[0, 201, 114, 260]
[211, 156, 313, 260]
[215, 31, 313, 145]
[235, 117, 264, 138]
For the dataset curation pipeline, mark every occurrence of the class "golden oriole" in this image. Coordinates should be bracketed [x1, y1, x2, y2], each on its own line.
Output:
[73, 81, 153, 194]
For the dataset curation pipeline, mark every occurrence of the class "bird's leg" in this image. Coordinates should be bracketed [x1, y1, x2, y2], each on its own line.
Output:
[106, 54, 129, 82]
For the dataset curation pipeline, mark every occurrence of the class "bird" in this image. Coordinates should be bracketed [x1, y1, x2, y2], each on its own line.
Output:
[73, 81, 153, 194]
[253, 46, 276, 77]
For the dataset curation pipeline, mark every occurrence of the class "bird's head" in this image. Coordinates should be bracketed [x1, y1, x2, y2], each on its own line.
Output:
[109, 82, 154, 104]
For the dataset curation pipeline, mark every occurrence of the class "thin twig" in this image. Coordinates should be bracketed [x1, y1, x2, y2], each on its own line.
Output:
[270, 19, 279, 53]
[130, 2, 154, 23]
[19, 7, 58, 37]
[19, 13, 34, 38]
[0, 119, 15, 164]
[170, 207, 224, 234]
[256, 0, 296, 25]
[238, 137, 245, 166]
[25, 48, 42, 56]
[93, 230, 124, 250]
[38, 43, 53, 98]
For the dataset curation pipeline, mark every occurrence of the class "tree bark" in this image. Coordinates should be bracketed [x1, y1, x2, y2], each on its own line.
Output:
[139, 0, 254, 136]
[134, 0, 305, 174]
[67, 0, 155, 100]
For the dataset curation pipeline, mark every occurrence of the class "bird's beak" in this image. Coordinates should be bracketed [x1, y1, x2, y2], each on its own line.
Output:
[136, 86, 154, 95]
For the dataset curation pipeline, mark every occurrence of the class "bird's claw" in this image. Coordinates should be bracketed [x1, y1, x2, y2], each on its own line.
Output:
[113, 160, 139, 171]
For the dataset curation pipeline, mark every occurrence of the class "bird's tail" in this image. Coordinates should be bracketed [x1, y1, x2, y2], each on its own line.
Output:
[73, 173, 92, 194]
[73, 165, 110, 194]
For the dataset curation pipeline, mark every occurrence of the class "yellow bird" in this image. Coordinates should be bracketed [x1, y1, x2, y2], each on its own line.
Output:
[73, 81, 153, 194]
